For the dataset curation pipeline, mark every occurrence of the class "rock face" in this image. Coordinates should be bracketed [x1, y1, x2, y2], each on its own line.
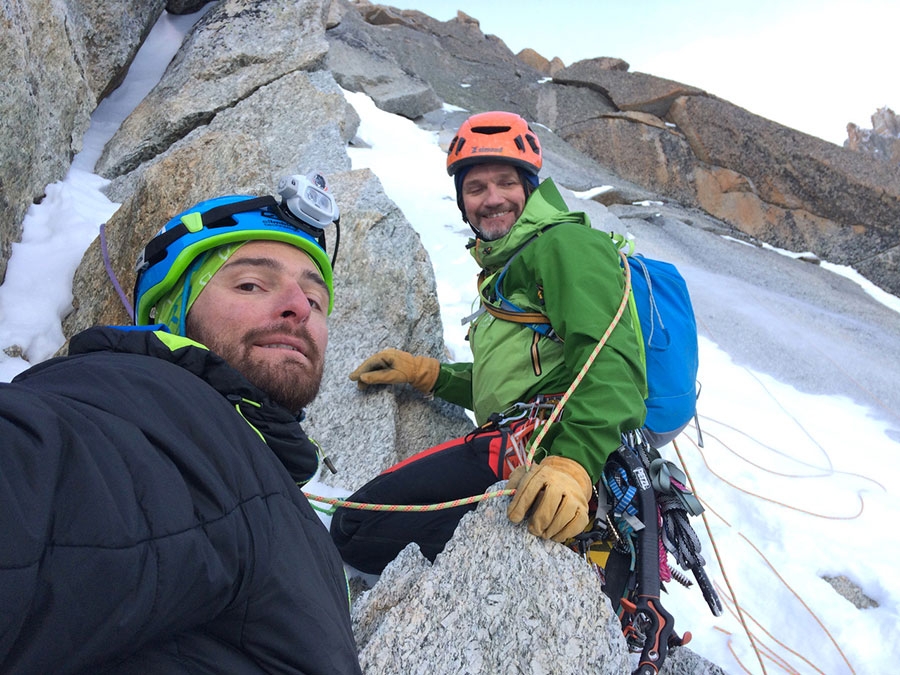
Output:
[351, 488, 632, 674]
[326, 3, 440, 119]
[6, 0, 896, 292]
[666, 97, 900, 291]
[93, 0, 334, 179]
[0, 0, 166, 283]
[351, 485, 728, 675]
[322, 0, 900, 296]
[4, 0, 900, 672]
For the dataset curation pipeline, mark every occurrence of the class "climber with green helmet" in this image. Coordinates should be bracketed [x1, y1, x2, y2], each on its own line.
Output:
[330, 112, 647, 575]
[0, 175, 362, 674]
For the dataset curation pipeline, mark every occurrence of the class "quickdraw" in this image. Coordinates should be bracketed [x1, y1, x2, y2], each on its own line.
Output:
[483, 394, 564, 475]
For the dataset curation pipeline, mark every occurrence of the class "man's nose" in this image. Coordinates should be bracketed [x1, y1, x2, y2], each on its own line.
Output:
[483, 183, 504, 204]
[278, 285, 312, 322]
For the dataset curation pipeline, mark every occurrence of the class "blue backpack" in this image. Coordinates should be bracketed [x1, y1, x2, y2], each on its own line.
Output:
[620, 243, 699, 445]
[480, 232, 700, 446]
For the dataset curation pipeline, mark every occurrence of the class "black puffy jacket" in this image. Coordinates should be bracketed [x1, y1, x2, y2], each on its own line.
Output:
[0, 327, 361, 674]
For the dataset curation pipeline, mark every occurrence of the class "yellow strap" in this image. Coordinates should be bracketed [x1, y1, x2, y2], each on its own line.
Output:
[481, 302, 551, 325]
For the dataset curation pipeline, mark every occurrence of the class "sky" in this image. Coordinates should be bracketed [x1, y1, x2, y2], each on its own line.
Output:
[384, 0, 900, 146]
[2, 7, 900, 675]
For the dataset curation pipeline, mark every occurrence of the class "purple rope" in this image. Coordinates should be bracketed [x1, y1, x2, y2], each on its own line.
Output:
[99, 222, 135, 323]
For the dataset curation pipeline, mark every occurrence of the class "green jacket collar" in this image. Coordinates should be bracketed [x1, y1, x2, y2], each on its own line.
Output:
[469, 178, 589, 273]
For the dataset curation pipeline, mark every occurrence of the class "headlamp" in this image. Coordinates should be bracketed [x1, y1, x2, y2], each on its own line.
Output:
[277, 173, 340, 230]
[277, 172, 341, 266]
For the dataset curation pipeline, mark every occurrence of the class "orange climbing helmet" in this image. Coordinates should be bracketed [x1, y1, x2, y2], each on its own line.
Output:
[446, 111, 543, 176]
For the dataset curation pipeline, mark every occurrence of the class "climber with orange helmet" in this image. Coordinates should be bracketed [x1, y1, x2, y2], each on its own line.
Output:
[0, 176, 362, 673]
[330, 112, 647, 575]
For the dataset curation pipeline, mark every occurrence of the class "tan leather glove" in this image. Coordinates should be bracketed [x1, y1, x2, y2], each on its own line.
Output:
[348, 348, 440, 394]
[507, 455, 592, 542]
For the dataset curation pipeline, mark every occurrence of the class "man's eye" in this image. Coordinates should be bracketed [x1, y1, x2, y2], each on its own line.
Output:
[237, 282, 260, 292]
[307, 294, 328, 311]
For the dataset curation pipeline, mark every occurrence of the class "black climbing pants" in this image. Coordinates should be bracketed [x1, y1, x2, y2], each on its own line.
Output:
[329, 423, 526, 575]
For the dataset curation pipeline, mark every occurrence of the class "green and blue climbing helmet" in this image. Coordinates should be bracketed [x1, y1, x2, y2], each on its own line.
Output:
[133, 173, 339, 327]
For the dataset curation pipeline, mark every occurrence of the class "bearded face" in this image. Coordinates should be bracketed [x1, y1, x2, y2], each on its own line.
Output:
[460, 164, 526, 241]
[187, 315, 325, 413]
[185, 241, 330, 413]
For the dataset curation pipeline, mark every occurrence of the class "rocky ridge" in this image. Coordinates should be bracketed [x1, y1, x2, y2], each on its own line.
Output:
[2, 0, 899, 672]
[846, 106, 900, 165]
[329, 1, 900, 296]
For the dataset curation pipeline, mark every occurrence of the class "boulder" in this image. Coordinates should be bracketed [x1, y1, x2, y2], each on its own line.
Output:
[94, 0, 332, 179]
[517, 47, 552, 74]
[65, 63, 360, 335]
[0, 0, 165, 283]
[352, 483, 725, 675]
[351, 487, 632, 674]
[326, 4, 441, 119]
[101, 68, 359, 204]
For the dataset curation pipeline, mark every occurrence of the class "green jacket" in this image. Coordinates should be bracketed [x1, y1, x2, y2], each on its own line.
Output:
[433, 178, 647, 481]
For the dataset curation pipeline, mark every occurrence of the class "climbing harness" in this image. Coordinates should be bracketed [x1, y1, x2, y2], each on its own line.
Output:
[480, 394, 563, 475]
[304, 394, 561, 516]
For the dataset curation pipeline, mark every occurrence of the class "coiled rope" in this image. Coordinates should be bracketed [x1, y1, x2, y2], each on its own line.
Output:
[675, 423, 859, 674]
[302, 249, 634, 513]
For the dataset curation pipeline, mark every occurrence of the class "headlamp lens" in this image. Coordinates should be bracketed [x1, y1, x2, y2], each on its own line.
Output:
[277, 172, 340, 230]
[305, 186, 333, 222]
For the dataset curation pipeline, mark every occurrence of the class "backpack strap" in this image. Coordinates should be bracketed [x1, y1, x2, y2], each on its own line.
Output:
[478, 294, 552, 326]
[472, 226, 563, 342]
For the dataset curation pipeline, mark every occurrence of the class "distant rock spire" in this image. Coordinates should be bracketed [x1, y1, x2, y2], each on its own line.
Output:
[845, 106, 900, 165]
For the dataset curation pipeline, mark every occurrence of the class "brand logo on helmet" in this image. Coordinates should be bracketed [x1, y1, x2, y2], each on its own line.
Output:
[472, 146, 504, 153]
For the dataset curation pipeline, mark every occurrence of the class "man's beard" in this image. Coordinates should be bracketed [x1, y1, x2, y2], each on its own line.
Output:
[186, 317, 324, 414]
